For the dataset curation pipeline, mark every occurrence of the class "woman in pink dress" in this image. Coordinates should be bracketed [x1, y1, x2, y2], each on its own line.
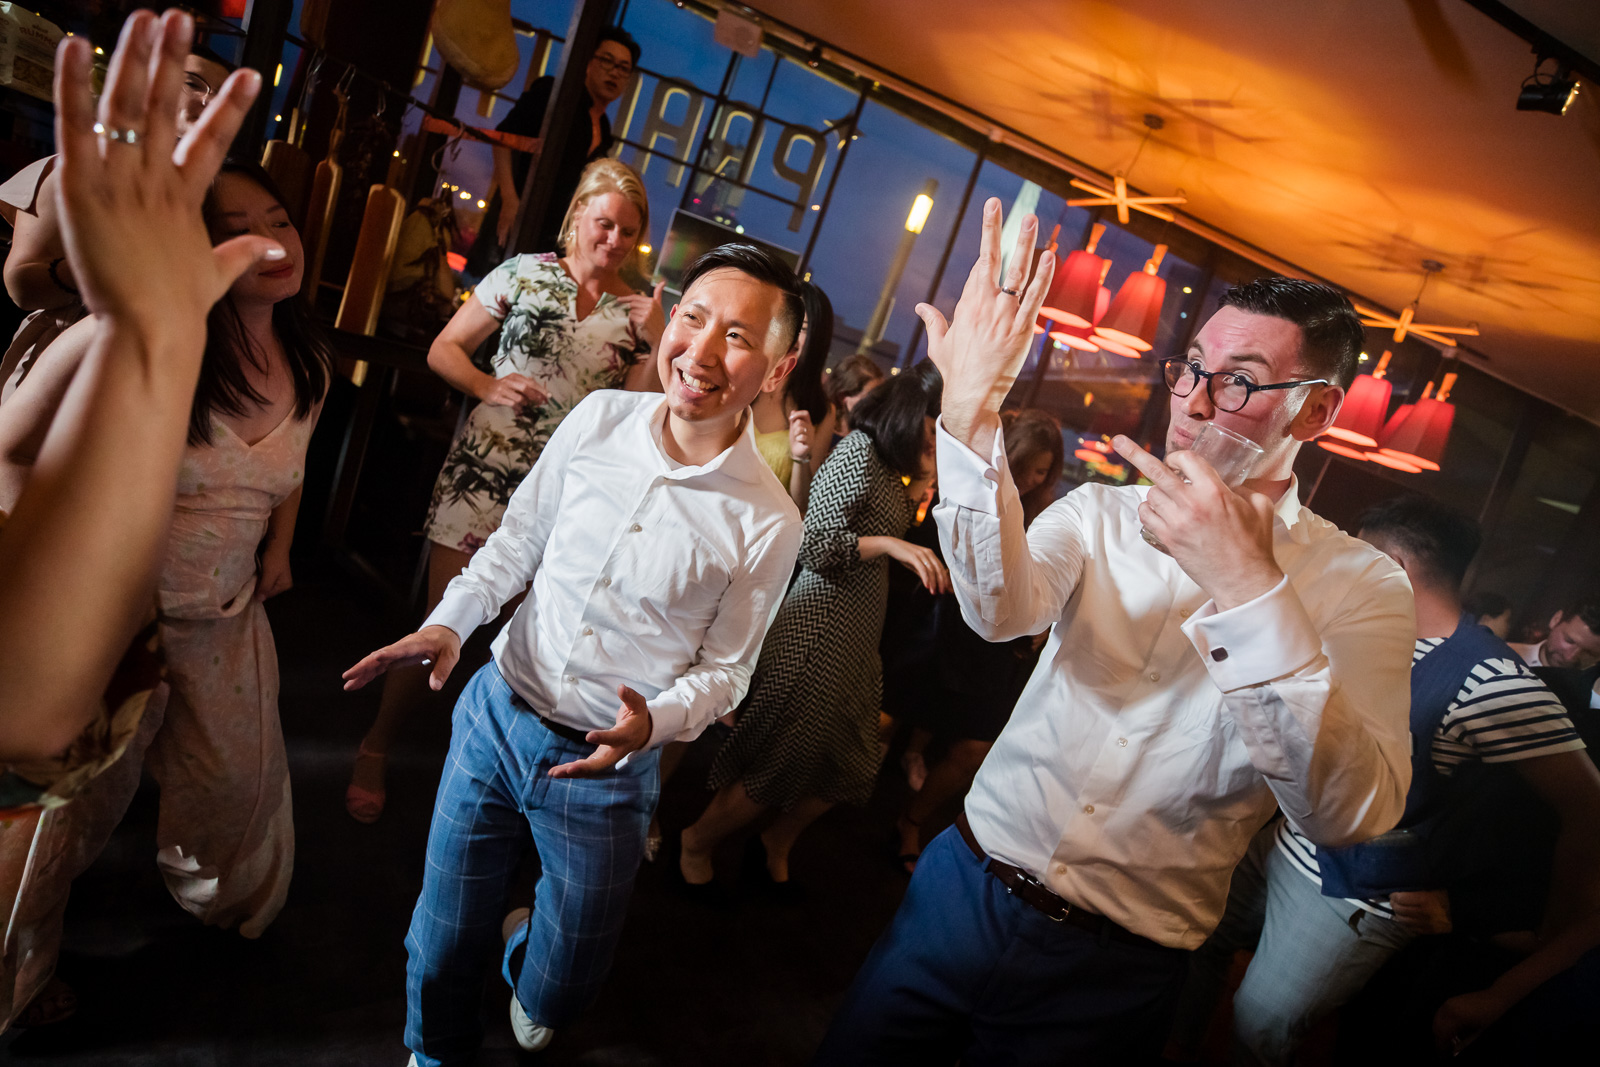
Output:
[0, 159, 329, 1021]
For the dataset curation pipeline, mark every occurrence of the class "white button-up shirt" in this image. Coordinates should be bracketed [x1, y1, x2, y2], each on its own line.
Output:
[427, 391, 803, 748]
[934, 421, 1416, 949]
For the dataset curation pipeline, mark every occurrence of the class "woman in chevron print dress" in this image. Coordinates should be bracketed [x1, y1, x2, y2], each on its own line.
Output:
[678, 367, 948, 889]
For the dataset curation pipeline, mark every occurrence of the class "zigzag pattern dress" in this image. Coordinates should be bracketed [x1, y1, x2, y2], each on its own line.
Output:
[709, 430, 912, 810]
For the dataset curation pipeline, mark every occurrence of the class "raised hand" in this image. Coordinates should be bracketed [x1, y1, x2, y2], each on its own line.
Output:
[788, 408, 815, 463]
[915, 198, 1054, 455]
[548, 684, 654, 778]
[53, 10, 277, 346]
[617, 281, 667, 349]
[343, 625, 462, 693]
[1112, 435, 1282, 611]
[478, 372, 549, 409]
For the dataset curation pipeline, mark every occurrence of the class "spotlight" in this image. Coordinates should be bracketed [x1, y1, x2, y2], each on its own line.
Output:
[806, 43, 823, 69]
[1517, 59, 1580, 115]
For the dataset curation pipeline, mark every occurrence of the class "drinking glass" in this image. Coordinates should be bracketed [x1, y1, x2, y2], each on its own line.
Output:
[1140, 422, 1267, 554]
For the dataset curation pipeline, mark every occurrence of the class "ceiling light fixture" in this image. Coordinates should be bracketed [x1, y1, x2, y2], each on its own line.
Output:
[1066, 114, 1187, 224]
[1517, 56, 1580, 115]
[1094, 244, 1168, 353]
[1324, 351, 1393, 447]
[1353, 260, 1479, 347]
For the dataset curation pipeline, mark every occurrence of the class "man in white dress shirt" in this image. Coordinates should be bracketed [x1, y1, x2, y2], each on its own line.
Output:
[812, 201, 1416, 1065]
[1511, 601, 1600, 712]
[344, 245, 806, 1066]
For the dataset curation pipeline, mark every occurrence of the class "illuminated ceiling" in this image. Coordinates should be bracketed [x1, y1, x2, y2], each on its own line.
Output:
[751, 0, 1600, 420]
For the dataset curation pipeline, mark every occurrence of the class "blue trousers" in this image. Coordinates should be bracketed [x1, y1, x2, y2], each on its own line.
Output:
[812, 825, 1189, 1066]
[404, 663, 659, 1066]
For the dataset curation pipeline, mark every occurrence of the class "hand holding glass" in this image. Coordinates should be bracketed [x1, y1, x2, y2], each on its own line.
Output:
[1141, 423, 1266, 554]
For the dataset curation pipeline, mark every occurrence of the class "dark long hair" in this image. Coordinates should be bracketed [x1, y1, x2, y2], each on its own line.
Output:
[191, 159, 331, 446]
[785, 280, 833, 425]
[850, 360, 941, 477]
[1000, 408, 1065, 524]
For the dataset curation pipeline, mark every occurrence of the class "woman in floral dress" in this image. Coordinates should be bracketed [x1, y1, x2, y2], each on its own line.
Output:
[346, 159, 662, 821]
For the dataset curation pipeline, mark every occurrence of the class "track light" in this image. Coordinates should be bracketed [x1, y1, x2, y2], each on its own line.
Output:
[1517, 58, 1580, 115]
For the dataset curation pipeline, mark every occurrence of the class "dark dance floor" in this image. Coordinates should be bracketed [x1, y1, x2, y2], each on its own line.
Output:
[0, 559, 924, 1065]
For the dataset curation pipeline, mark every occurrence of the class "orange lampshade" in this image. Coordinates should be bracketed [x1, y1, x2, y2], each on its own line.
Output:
[1074, 448, 1106, 463]
[1093, 332, 1142, 359]
[1368, 451, 1424, 474]
[1325, 373, 1392, 447]
[1379, 396, 1453, 472]
[1050, 329, 1099, 352]
[1095, 247, 1167, 352]
[1040, 249, 1109, 328]
[1318, 440, 1371, 462]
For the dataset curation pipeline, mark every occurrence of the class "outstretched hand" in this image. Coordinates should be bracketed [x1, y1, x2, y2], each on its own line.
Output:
[1112, 435, 1282, 612]
[53, 10, 280, 345]
[916, 198, 1054, 455]
[342, 625, 462, 693]
[548, 685, 654, 778]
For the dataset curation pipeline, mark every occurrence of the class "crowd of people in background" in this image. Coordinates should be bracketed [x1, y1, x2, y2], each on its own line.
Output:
[1, 12, 1598, 1067]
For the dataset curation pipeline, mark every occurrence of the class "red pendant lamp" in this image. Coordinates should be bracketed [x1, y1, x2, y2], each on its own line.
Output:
[1380, 373, 1456, 472]
[1040, 224, 1109, 328]
[1095, 245, 1167, 353]
[1048, 284, 1111, 351]
[1318, 440, 1371, 462]
[1325, 351, 1393, 447]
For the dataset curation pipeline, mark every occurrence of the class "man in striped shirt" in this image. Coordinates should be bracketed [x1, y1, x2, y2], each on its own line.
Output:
[1168, 495, 1600, 1066]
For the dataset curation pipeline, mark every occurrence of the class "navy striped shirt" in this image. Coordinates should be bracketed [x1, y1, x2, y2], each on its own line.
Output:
[1277, 637, 1583, 917]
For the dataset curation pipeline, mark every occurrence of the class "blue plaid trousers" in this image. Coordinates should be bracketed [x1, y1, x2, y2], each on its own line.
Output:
[404, 662, 660, 1065]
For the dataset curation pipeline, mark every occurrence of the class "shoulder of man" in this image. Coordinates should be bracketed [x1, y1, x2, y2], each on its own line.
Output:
[498, 77, 555, 134]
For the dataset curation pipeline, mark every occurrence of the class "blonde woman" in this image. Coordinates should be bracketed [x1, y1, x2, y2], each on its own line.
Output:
[346, 159, 661, 821]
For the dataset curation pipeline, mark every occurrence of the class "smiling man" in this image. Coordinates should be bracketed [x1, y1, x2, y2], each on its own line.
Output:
[813, 200, 1417, 1065]
[343, 244, 804, 1066]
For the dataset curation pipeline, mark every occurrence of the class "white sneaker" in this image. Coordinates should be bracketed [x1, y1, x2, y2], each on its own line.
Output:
[509, 994, 554, 1052]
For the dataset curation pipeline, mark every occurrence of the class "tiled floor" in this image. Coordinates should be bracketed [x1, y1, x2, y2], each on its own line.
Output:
[1, 560, 924, 1065]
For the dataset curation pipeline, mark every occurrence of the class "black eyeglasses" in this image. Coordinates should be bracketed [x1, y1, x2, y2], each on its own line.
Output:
[1160, 357, 1328, 413]
[591, 55, 634, 75]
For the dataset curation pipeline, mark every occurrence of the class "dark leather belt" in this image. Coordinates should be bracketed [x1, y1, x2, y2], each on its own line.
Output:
[508, 691, 594, 747]
[955, 812, 1164, 951]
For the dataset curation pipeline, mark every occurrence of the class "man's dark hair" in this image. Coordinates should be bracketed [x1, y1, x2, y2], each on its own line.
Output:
[190, 43, 238, 74]
[1358, 494, 1481, 591]
[1463, 590, 1510, 620]
[1219, 277, 1365, 389]
[849, 361, 941, 477]
[1558, 599, 1600, 634]
[680, 243, 804, 353]
[597, 26, 641, 66]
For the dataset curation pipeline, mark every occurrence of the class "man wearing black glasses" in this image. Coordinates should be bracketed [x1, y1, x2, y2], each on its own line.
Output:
[469, 26, 640, 266]
[814, 200, 1417, 1066]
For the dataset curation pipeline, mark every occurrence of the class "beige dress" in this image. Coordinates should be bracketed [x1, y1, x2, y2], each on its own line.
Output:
[0, 156, 85, 403]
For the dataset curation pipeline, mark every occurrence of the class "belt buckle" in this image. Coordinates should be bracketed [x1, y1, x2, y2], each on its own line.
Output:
[1010, 868, 1071, 923]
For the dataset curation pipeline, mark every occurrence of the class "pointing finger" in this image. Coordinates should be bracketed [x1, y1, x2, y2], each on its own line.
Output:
[1112, 435, 1184, 493]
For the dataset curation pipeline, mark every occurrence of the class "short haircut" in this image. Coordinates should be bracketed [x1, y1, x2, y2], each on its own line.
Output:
[1463, 590, 1510, 620]
[597, 26, 641, 66]
[850, 361, 941, 477]
[1220, 277, 1365, 389]
[680, 243, 804, 353]
[825, 353, 885, 408]
[1558, 600, 1600, 634]
[556, 158, 650, 269]
[1358, 494, 1481, 591]
[190, 43, 237, 73]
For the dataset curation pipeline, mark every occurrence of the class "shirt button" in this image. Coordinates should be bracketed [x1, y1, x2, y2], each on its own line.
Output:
[565, 674, 577, 684]
[600, 576, 612, 587]
[1147, 671, 1160, 683]
[1117, 737, 1128, 747]
[1179, 608, 1191, 618]
[630, 523, 642, 532]
[1083, 804, 1095, 815]
[1054, 862, 1068, 876]
[583, 627, 594, 636]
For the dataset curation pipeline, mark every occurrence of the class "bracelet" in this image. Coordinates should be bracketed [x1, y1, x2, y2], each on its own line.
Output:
[47, 257, 78, 296]
[790, 452, 810, 463]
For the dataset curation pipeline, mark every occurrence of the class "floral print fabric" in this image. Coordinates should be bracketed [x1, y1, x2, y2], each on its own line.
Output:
[423, 254, 648, 552]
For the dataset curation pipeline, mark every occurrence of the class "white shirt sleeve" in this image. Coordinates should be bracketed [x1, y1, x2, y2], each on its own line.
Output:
[423, 395, 589, 643]
[1183, 559, 1417, 848]
[640, 518, 804, 747]
[932, 417, 1086, 642]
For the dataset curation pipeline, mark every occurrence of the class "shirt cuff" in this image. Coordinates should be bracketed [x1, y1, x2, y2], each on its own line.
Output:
[643, 696, 687, 750]
[423, 588, 487, 645]
[935, 416, 1007, 517]
[1182, 575, 1322, 692]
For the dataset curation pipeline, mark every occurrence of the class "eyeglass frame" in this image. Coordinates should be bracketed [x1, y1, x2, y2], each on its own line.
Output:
[1159, 356, 1330, 413]
[589, 54, 635, 76]
[180, 72, 216, 106]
